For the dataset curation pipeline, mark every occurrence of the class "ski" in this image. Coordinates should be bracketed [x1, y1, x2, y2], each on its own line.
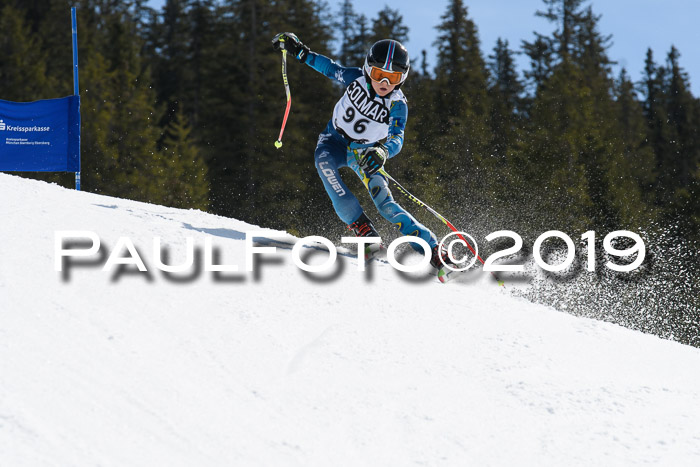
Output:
[436, 266, 459, 283]
[364, 242, 384, 261]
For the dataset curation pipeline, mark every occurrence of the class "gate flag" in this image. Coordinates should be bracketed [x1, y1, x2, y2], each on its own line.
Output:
[0, 96, 80, 172]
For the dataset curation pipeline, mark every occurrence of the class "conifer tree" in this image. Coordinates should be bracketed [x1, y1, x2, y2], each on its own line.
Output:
[335, 0, 358, 65]
[614, 68, 656, 210]
[352, 14, 371, 64]
[488, 38, 523, 160]
[522, 34, 554, 94]
[640, 49, 672, 208]
[573, 6, 613, 81]
[155, 0, 191, 118]
[369, 7, 409, 44]
[535, 0, 585, 60]
[431, 0, 491, 210]
[186, 0, 217, 126]
[0, 4, 53, 101]
[419, 50, 429, 78]
[398, 49, 441, 212]
[483, 38, 527, 222]
[659, 47, 700, 227]
[207, 0, 337, 233]
[149, 107, 210, 209]
[32, 0, 76, 96]
[146, 0, 217, 129]
[522, 0, 650, 232]
[75, 2, 167, 203]
[333, 2, 369, 66]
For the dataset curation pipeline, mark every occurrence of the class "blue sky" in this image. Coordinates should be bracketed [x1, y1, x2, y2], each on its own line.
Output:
[147, 0, 700, 95]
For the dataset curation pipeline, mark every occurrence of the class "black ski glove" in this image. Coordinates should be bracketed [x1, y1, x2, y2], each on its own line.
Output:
[358, 143, 388, 177]
[271, 32, 310, 62]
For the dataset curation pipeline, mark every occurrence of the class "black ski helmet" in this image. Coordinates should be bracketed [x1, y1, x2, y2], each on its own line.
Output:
[363, 39, 410, 88]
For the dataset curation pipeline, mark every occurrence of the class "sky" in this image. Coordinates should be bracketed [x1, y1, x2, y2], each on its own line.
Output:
[147, 0, 700, 95]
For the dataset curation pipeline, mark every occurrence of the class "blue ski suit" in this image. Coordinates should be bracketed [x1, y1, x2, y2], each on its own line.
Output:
[304, 51, 438, 249]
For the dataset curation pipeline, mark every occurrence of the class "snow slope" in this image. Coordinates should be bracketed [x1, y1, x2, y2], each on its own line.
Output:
[1, 173, 699, 466]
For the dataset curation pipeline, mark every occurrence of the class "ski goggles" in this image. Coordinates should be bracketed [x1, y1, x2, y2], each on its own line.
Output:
[367, 66, 404, 85]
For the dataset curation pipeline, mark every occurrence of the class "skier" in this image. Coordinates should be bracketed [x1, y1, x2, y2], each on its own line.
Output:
[271, 32, 454, 276]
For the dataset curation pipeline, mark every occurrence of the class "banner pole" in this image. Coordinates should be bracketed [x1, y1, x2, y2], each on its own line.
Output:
[71, 7, 81, 191]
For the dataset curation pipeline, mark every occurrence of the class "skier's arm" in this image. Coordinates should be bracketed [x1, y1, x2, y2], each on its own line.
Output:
[385, 100, 408, 158]
[272, 32, 362, 85]
[303, 52, 363, 85]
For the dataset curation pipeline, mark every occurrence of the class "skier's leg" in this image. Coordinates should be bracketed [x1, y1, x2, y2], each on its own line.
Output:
[314, 132, 363, 225]
[370, 173, 438, 250]
[347, 152, 438, 250]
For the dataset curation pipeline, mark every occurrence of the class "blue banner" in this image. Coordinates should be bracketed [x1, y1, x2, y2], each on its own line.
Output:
[0, 96, 80, 172]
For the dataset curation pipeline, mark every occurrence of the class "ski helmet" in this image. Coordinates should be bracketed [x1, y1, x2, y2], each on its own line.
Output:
[363, 39, 410, 88]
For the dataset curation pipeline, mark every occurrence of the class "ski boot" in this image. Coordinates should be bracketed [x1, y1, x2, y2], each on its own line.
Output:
[431, 244, 458, 283]
[347, 213, 383, 260]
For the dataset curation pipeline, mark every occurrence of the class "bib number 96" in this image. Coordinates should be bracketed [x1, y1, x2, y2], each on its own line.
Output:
[342, 107, 369, 134]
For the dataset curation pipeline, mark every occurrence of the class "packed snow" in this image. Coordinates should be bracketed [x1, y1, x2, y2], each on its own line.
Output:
[1, 173, 699, 466]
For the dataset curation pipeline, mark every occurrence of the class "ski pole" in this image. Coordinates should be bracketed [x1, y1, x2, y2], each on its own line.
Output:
[381, 169, 504, 286]
[275, 41, 291, 149]
[352, 150, 503, 286]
